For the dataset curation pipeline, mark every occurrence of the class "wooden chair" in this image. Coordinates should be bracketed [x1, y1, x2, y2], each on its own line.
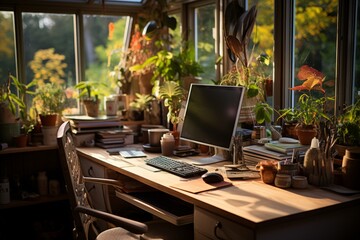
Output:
[57, 121, 193, 240]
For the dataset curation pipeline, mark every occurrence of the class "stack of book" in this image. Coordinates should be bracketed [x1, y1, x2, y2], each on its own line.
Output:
[264, 141, 309, 154]
[62, 115, 124, 147]
[95, 128, 134, 149]
[63, 115, 123, 134]
[243, 142, 308, 163]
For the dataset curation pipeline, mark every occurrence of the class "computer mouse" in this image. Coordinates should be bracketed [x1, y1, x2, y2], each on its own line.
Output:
[201, 172, 224, 184]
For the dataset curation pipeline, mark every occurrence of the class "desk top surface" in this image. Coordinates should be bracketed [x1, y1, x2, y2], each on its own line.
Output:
[77, 146, 360, 228]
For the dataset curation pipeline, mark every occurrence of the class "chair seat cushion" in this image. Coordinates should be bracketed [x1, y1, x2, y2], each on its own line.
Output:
[96, 227, 140, 240]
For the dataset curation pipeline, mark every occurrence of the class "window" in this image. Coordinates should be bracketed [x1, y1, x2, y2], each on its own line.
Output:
[169, 12, 182, 53]
[354, 2, 360, 102]
[7, 11, 131, 115]
[22, 12, 77, 113]
[193, 3, 216, 83]
[293, 0, 338, 106]
[83, 14, 131, 104]
[249, 0, 275, 105]
[0, 11, 16, 85]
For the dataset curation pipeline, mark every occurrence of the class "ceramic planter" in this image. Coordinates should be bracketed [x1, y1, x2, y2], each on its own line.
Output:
[40, 114, 58, 126]
[296, 126, 317, 145]
[83, 100, 100, 117]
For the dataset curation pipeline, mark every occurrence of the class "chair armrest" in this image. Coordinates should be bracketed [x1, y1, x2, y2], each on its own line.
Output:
[83, 176, 122, 188]
[75, 205, 148, 234]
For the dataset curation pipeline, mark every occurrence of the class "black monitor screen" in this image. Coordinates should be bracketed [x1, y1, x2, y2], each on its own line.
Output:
[180, 84, 244, 151]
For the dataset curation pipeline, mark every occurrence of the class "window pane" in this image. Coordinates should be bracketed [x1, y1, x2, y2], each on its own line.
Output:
[294, 0, 338, 106]
[169, 12, 182, 53]
[249, 0, 275, 105]
[0, 11, 16, 85]
[83, 14, 130, 107]
[194, 4, 216, 83]
[354, 3, 360, 102]
[22, 12, 77, 114]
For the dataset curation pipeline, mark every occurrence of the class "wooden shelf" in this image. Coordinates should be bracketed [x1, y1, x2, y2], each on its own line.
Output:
[0, 194, 68, 210]
[0, 145, 57, 155]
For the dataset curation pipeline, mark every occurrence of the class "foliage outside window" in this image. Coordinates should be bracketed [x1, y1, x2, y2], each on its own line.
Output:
[294, 0, 338, 109]
[0, 11, 16, 87]
[22, 12, 77, 114]
[194, 4, 216, 83]
[84, 15, 130, 102]
[354, 3, 360, 102]
[29, 48, 67, 116]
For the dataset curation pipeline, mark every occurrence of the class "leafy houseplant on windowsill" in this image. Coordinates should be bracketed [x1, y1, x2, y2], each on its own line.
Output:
[33, 82, 66, 126]
[222, 4, 275, 123]
[335, 97, 360, 156]
[29, 48, 67, 126]
[290, 65, 334, 145]
[0, 74, 36, 145]
[75, 80, 107, 117]
[158, 81, 184, 146]
[127, 93, 154, 121]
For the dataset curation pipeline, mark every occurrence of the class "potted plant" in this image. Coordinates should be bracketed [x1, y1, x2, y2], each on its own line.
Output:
[158, 81, 184, 146]
[29, 48, 67, 126]
[33, 82, 66, 126]
[127, 93, 154, 121]
[222, 4, 275, 123]
[290, 65, 334, 145]
[75, 80, 107, 117]
[335, 97, 360, 156]
[277, 108, 299, 139]
[1, 74, 36, 145]
[1, 75, 26, 124]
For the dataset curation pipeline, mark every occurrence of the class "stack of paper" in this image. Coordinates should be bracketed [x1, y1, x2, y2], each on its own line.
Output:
[63, 115, 123, 134]
[95, 128, 134, 149]
[243, 145, 292, 162]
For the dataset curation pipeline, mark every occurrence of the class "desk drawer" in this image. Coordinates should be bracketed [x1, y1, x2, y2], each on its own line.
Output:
[116, 190, 193, 226]
[194, 206, 253, 240]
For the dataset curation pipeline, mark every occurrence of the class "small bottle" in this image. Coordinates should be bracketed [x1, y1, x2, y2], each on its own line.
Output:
[0, 178, 10, 204]
[37, 171, 48, 195]
[303, 137, 322, 186]
[160, 133, 175, 156]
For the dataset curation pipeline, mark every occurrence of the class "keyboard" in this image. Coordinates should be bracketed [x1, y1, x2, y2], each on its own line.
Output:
[145, 156, 208, 178]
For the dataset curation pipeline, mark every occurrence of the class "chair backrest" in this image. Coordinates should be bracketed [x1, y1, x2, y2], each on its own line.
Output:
[57, 121, 96, 240]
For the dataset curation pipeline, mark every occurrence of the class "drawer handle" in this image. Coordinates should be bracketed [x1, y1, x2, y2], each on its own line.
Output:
[214, 221, 225, 240]
[88, 166, 94, 177]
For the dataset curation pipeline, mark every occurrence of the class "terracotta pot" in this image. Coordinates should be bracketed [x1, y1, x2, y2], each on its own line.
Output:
[296, 126, 317, 145]
[40, 114, 58, 126]
[83, 100, 100, 117]
[265, 78, 273, 97]
[334, 144, 359, 158]
[128, 110, 144, 121]
[342, 148, 360, 190]
[171, 130, 180, 147]
[0, 103, 17, 124]
[14, 134, 28, 147]
[282, 123, 298, 139]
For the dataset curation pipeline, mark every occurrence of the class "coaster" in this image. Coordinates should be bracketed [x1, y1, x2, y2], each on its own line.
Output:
[143, 143, 161, 153]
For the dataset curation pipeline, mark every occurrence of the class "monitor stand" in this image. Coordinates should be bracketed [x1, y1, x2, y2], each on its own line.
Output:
[191, 148, 228, 165]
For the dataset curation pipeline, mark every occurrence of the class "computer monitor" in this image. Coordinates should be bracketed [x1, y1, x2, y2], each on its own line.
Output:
[179, 84, 245, 165]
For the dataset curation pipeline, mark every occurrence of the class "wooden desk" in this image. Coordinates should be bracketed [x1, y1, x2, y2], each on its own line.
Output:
[77, 147, 360, 240]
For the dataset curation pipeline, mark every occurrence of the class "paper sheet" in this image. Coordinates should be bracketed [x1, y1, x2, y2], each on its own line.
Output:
[171, 178, 232, 194]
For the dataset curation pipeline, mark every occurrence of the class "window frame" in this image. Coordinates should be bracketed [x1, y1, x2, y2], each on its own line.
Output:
[1, 0, 358, 116]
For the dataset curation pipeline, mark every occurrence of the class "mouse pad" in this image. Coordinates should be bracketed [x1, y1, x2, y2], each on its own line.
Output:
[171, 178, 232, 194]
